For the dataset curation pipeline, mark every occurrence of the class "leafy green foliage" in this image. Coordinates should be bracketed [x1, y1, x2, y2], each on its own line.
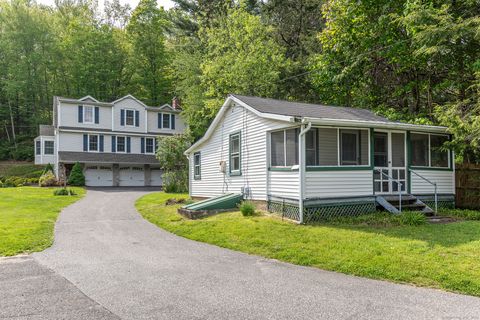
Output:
[239, 201, 255, 216]
[156, 134, 191, 171]
[162, 170, 188, 193]
[43, 163, 54, 175]
[39, 171, 57, 187]
[53, 188, 77, 196]
[440, 209, 480, 221]
[67, 162, 85, 187]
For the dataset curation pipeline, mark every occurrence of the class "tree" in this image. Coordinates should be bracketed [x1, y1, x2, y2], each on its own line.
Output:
[127, 0, 171, 105]
[68, 162, 85, 186]
[156, 134, 191, 193]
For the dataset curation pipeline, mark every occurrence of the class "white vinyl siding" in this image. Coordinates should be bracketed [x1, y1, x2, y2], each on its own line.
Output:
[190, 105, 289, 200]
[411, 169, 454, 194]
[268, 170, 299, 199]
[305, 171, 374, 199]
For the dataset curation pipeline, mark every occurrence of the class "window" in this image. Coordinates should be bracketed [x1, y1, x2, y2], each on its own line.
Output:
[84, 106, 94, 124]
[411, 133, 449, 168]
[340, 131, 359, 165]
[270, 128, 299, 167]
[44, 141, 54, 155]
[145, 138, 154, 153]
[194, 152, 201, 180]
[35, 140, 41, 155]
[116, 136, 126, 152]
[125, 109, 135, 126]
[430, 135, 449, 167]
[306, 129, 318, 166]
[162, 113, 171, 129]
[229, 132, 241, 175]
[411, 133, 429, 167]
[88, 135, 98, 151]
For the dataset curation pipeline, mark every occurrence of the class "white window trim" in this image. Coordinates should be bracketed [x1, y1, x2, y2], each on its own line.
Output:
[116, 136, 127, 153]
[43, 140, 54, 155]
[125, 109, 136, 127]
[230, 132, 241, 174]
[88, 134, 99, 152]
[269, 127, 299, 168]
[193, 152, 201, 179]
[161, 113, 172, 129]
[83, 105, 95, 124]
[145, 137, 155, 154]
[35, 140, 41, 155]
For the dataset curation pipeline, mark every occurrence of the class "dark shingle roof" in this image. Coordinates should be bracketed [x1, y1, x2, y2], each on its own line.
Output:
[58, 152, 158, 165]
[231, 94, 392, 123]
[39, 125, 55, 136]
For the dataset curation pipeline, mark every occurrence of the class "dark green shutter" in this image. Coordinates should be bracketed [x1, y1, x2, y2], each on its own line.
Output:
[78, 105, 83, 123]
[94, 107, 99, 124]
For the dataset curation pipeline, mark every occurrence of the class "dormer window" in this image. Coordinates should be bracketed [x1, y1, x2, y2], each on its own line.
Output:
[84, 106, 94, 124]
[125, 109, 135, 126]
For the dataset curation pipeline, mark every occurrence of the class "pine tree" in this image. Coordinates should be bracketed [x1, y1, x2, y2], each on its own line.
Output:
[68, 162, 85, 186]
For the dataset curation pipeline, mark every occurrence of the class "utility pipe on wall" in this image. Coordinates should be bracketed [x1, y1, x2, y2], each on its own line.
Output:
[299, 121, 312, 224]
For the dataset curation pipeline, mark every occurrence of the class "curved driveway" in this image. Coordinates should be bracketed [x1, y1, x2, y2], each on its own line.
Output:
[33, 188, 480, 320]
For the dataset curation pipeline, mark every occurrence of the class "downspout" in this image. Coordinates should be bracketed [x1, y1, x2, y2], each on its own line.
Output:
[186, 154, 192, 198]
[299, 121, 312, 224]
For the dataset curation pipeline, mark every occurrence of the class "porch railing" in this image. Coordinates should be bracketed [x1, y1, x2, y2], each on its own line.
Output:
[409, 169, 438, 214]
[374, 169, 405, 213]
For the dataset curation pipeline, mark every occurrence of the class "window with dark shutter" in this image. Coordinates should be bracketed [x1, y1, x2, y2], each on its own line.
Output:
[158, 113, 162, 128]
[171, 114, 175, 130]
[126, 137, 131, 153]
[120, 109, 125, 126]
[135, 110, 140, 127]
[78, 105, 83, 123]
[141, 138, 145, 154]
[94, 107, 99, 124]
[83, 134, 88, 151]
[99, 135, 104, 152]
[112, 136, 116, 152]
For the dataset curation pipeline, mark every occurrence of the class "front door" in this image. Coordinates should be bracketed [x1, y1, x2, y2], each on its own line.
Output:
[373, 131, 407, 194]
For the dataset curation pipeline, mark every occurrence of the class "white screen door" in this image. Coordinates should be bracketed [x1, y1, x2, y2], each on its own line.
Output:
[373, 131, 407, 194]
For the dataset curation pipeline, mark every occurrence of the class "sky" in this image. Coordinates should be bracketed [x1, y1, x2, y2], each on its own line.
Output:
[36, 0, 176, 11]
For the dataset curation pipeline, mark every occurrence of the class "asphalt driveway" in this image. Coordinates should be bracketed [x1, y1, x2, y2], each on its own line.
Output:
[2, 188, 480, 319]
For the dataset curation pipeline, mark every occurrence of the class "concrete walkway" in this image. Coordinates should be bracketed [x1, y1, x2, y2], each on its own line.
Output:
[4, 188, 480, 319]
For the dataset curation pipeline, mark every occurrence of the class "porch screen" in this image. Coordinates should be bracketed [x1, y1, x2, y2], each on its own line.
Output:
[317, 128, 337, 165]
[411, 133, 429, 166]
[431, 135, 449, 167]
[270, 128, 299, 167]
[339, 129, 369, 166]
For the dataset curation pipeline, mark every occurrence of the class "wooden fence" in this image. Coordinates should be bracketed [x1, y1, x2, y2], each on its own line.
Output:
[456, 164, 480, 209]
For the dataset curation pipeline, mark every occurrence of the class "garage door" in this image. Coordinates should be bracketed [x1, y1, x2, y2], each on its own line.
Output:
[84, 165, 113, 187]
[119, 166, 145, 187]
[151, 167, 163, 186]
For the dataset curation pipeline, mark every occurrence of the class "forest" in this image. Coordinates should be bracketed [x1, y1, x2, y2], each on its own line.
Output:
[0, 0, 479, 163]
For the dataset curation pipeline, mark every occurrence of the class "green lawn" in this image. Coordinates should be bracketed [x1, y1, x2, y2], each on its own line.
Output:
[0, 187, 85, 256]
[137, 192, 480, 297]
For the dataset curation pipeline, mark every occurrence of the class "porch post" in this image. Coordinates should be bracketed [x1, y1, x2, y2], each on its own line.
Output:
[299, 122, 312, 224]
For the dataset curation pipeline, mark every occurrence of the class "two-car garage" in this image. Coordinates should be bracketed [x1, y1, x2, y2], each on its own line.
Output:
[84, 164, 163, 187]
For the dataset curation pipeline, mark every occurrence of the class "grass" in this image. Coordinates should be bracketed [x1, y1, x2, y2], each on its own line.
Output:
[0, 161, 44, 178]
[136, 192, 480, 297]
[0, 187, 85, 256]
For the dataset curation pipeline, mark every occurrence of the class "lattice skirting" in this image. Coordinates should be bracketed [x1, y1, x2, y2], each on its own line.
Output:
[416, 194, 455, 210]
[267, 200, 300, 221]
[267, 196, 376, 223]
[304, 202, 376, 223]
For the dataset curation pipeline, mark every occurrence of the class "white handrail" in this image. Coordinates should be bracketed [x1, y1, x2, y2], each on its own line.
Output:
[409, 169, 438, 214]
[375, 169, 404, 212]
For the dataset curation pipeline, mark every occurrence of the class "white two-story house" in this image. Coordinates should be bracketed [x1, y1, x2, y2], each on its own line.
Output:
[34, 95, 186, 187]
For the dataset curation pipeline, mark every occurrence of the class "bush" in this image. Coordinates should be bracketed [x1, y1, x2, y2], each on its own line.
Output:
[39, 171, 57, 187]
[440, 208, 480, 220]
[162, 170, 188, 193]
[53, 188, 77, 196]
[68, 162, 85, 186]
[398, 211, 427, 226]
[240, 201, 256, 216]
[43, 163, 54, 175]
[1, 176, 28, 187]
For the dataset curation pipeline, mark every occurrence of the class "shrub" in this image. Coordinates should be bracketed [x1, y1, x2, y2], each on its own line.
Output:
[43, 163, 54, 175]
[53, 188, 77, 196]
[39, 171, 57, 187]
[398, 211, 427, 226]
[440, 208, 480, 220]
[162, 170, 188, 193]
[68, 162, 85, 186]
[2, 176, 28, 187]
[240, 201, 256, 216]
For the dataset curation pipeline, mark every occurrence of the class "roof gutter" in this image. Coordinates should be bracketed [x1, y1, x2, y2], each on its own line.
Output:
[302, 117, 448, 133]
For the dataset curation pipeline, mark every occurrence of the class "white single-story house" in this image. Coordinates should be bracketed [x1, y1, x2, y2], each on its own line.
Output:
[185, 94, 455, 223]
